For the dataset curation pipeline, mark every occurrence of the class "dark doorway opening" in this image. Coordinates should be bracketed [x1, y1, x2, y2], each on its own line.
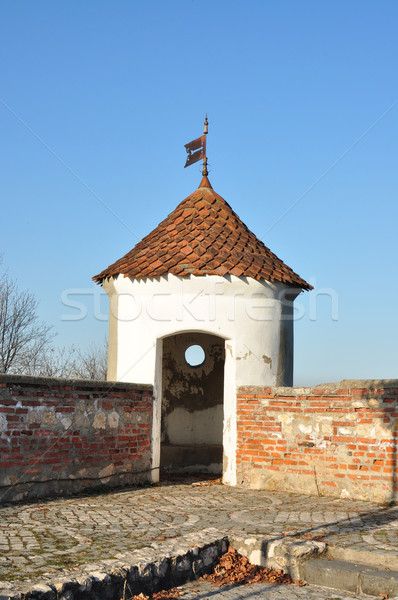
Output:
[160, 332, 225, 475]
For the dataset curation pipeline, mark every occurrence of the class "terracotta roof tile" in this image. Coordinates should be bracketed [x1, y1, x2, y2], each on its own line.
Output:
[93, 176, 312, 290]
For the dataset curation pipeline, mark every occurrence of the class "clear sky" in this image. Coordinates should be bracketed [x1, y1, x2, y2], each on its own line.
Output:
[1, 0, 397, 386]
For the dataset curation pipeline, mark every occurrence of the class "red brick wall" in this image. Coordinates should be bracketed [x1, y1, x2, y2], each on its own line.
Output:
[0, 375, 154, 503]
[237, 380, 398, 503]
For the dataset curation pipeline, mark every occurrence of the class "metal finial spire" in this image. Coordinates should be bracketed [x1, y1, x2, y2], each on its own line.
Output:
[202, 114, 209, 176]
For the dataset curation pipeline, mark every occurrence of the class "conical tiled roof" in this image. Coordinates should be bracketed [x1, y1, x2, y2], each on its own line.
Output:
[93, 176, 312, 290]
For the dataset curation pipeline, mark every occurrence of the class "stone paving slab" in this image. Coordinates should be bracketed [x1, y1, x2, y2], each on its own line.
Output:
[0, 479, 397, 585]
[178, 579, 380, 600]
[0, 529, 228, 600]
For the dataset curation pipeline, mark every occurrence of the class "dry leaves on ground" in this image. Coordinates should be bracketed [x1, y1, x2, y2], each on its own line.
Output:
[126, 589, 185, 600]
[123, 547, 306, 600]
[191, 478, 222, 487]
[200, 546, 306, 587]
[295, 532, 327, 542]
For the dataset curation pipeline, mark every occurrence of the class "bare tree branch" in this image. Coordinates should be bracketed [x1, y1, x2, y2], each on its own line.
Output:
[0, 259, 108, 379]
[0, 271, 54, 373]
[19, 344, 77, 378]
[71, 340, 108, 380]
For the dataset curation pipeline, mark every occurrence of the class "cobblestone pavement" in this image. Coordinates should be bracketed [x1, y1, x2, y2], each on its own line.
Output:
[178, 579, 375, 600]
[0, 479, 397, 583]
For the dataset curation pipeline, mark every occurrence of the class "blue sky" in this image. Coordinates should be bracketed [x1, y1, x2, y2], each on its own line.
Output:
[1, 0, 397, 385]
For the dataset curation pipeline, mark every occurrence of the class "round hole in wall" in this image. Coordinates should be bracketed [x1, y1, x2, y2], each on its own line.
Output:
[185, 344, 205, 367]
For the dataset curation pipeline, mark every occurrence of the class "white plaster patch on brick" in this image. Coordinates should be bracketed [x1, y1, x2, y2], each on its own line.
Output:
[40, 411, 57, 426]
[28, 409, 38, 425]
[77, 467, 89, 477]
[356, 422, 372, 436]
[299, 423, 312, 434]
[277, 414, 293, 424]
[338, 427, 353, 435]
[368, 398, 380, 407]
[379, 440, 393, 450]
[61, 417, 72, 430]
[125, 411, 141, 422]
[93, 412, 106, 429]
[0, 414, 6, 431]
[373, 420, 390, 438]
[340, 488, 350, 498]
[356, 420, 390, 438]
[319, 418, 333, 436]
[309, 434, 329, 449]
[2, 473, 18, 486]
[108, 411, 120, 428]
[74, 412, 90, 428]
[312, 421, 320, 434]
[99, 463, 115, 478]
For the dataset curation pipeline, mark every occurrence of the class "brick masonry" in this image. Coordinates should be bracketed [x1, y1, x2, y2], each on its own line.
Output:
[0, 375, 154, 503]
[1, 375, 397, 505]
[237, 379, 398, 503]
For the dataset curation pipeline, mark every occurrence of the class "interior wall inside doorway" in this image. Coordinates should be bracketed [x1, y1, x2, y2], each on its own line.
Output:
[161, 332, 224, 474]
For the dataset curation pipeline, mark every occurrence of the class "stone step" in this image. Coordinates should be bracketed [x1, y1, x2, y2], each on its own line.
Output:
[326, 544, 398, 572]
[302, 557, 398, 598]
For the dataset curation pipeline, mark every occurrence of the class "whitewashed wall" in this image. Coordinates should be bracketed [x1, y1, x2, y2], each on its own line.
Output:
[103, 273, 300, 485]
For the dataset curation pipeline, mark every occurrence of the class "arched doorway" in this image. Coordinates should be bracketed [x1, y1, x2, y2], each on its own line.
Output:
[160, 332, 225, 475]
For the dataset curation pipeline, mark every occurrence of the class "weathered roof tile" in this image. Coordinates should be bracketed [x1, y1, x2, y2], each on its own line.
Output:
[93, 176, 312, 290]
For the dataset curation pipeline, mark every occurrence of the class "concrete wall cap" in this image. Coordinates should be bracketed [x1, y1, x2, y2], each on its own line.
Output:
[0, 374, 153, 392]
[237, 378, 398, 394]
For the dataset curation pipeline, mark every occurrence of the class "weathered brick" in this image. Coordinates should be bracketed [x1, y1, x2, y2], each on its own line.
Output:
[236, 381, 398, 503]
[0, 375, 154, 502]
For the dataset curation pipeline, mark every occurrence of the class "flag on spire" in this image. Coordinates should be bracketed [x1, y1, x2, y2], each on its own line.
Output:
[184, 135, 206, 168]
